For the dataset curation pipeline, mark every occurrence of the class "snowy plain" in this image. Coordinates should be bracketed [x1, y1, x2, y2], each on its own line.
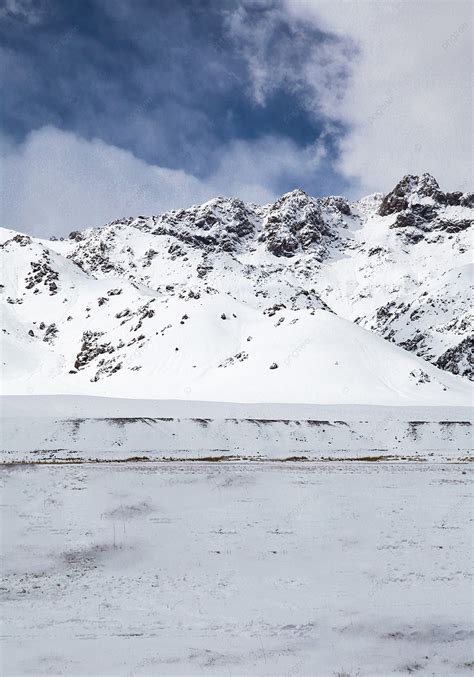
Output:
[1, 395, 472, 462]
[1, 462, 473, 676]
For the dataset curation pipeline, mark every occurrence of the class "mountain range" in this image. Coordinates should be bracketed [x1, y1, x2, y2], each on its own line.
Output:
[1, 173, 472, 406]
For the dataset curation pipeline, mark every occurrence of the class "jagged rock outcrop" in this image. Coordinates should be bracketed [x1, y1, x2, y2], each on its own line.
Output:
[378, 174, 473, 246]
[152, 197, 257, 253]
[259, 190, 335, 258]
[435, 337, 473, 380]
[378, 173, 447, 216]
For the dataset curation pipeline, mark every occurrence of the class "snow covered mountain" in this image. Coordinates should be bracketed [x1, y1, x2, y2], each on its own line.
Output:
[1, 173, 472, 406]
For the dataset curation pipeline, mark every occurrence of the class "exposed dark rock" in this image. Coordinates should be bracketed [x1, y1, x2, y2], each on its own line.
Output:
[152, 198, 255, 253]
[260, 190, 334, 258]
[91, 360, 123, 382]
[74, 331, 114, 370]
[319, 195, 352, 215]
[435, 337, 473, 380]
[25, 254, 59, 294]
[391, 204, 438, 232]
[143, 248, 158, 266]
[434, 219, 472, 233]
[43, 323, 58, 343]
[197, 263, 213, 278]
[379, 174, 446, 217]
[445, 192, 462, 206]
[410, 368, 431, 384]
[399, 333, 426, 352]
[265, 303, 286, 317]
[219, 351, 249, 368]
[0, 234, 32, 248]
[460, 193, 474, 208]
[388, 196, 472, 241]
[69, 231, 84, 242]
[168, 243, 184, 257]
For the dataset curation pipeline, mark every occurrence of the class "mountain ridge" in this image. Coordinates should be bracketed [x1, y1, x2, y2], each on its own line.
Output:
[1, 173, 472, 404]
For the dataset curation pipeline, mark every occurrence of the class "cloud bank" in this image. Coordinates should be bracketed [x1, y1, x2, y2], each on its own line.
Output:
[0, 126, 327, 236]
[284, 0, 473, 193]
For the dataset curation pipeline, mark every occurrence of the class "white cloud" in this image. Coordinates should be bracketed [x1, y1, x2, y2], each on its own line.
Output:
[209, 136, 327, 202]
[0, 126, 325, 236]
[224, 3, 355, 117]
[0, 127, 210, 236]
[284, 0, 473, 193]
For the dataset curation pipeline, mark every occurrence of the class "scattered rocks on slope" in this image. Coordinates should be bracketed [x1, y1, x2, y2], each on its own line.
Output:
[143, 249, 158, 266]
[410, 368, 431, 384]
[264, 303, 286, 317]
[197, 262, 213, 278]
[218, 351, 249, 368]
[68, 232, 127, 277]
[25, 254, 60, 295]
[43, 323, 58, 343]
[1, 234, 32, 248]
[74, 331, 114, 370]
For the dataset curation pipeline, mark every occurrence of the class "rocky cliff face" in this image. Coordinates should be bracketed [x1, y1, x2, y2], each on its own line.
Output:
[378, 173, 473, 244]
[1, 173, 472, 401]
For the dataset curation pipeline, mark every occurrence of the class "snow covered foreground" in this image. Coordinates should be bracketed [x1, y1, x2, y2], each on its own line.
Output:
[1, 462, 472, 676]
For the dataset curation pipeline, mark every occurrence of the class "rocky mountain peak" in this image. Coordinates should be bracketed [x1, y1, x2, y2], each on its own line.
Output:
[378, 173, 443, 216]
[1, 173, 472, 392]
[277, 188, 311, 202]
[150, 196, 258, 254]
[379, 173, 473, 219]
[377, 174, 473, 244]
[259, 189, 336, 258]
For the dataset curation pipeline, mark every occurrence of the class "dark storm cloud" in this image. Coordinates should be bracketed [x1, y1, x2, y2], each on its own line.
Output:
[0, 0, 354, 193]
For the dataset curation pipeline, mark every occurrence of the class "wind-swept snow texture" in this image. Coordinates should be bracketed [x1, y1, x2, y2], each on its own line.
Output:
[1, 173, 472, 407]
[1, 462, 473, 675]
[0, 396, 472, 462]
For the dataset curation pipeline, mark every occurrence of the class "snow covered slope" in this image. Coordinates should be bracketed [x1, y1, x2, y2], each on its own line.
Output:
[1, 173, 472, 406]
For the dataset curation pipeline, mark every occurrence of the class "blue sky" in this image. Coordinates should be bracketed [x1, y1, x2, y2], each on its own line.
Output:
[0, 0, 471, 235]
